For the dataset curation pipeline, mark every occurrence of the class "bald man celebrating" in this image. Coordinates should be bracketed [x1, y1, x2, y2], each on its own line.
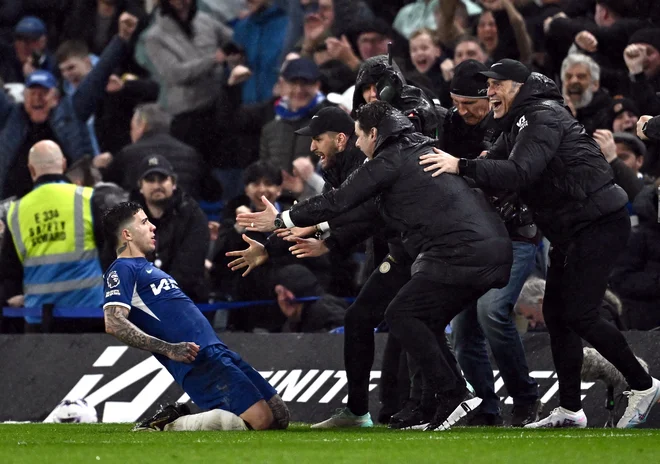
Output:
[0, 140, 109, 332]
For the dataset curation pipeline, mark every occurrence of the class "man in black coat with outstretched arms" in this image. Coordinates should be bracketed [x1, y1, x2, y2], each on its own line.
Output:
[423, 58, 660, 429]
[237, 100, 513, 431]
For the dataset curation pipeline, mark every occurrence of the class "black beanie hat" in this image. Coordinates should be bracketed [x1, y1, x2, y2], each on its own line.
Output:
[629, 28, 660, 53]
[450, 59, 489, 98]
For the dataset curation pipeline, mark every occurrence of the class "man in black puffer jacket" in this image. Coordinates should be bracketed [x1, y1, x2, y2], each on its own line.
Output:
[237, 101, 513, 431]
[425, 59, 659, 429]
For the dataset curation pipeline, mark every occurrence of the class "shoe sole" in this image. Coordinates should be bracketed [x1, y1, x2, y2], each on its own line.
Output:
[431, 396, 483, 432]
[310, 421, 373, 429]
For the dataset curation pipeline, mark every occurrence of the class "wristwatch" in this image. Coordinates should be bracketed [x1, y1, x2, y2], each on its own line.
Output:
[274, 213, 284, 229]
[642, 121, 649, 136]
[458, 158, 469, 174]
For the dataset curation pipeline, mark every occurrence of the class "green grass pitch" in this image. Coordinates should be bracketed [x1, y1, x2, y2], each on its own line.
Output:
[1, 424, 660, 464]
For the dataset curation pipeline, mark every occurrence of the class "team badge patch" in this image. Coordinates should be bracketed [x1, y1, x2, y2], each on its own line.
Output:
[379, 261, 391, 274]
[106, 271, 120, 289]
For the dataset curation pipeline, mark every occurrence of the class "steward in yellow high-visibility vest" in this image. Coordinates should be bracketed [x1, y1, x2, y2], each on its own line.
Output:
[1, 141, 108, 326]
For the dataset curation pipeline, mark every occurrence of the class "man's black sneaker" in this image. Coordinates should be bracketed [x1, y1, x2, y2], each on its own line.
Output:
[467, 411, 505, 427]
[132, 403, 191, 431]
[388, 401, 434, 430]
[424, 391, 483, 431]
[510, 399, 542, 427]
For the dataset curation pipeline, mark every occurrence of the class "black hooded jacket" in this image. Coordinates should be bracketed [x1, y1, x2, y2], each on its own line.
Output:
[353, 56, 440, 138]
[285, 109, 512, 287]
[461, 73, 628, 245]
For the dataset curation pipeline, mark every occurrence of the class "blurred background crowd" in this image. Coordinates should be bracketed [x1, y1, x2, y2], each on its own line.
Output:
[0, 0, 659, 335]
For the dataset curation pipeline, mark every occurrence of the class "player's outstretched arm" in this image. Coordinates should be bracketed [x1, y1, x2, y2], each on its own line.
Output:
[104, 305, 200, 363]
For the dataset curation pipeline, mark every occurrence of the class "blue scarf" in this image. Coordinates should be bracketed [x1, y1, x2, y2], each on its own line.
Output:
[275, 92, 326, 121]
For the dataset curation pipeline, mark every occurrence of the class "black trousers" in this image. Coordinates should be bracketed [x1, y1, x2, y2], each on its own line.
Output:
[384, 272, 484, 397]
[345, 255, 478, 415]
[543, 208, 652, 411]
[345, 255, 410, 416]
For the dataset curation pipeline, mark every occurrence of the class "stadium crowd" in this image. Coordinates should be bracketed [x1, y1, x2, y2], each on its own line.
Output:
[1, 0, 660, 430]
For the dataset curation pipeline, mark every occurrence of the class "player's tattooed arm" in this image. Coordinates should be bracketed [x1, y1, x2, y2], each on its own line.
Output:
[267, 395, 290, 430]
[104, 305, 200, 363]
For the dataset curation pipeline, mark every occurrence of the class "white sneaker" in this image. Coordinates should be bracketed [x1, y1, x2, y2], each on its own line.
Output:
[524, 407, 587, 429]
[616, 377, 660, 428]
[310, 408, 373, 429]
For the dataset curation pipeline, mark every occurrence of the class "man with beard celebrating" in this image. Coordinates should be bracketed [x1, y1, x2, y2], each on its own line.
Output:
[131, 154, 209, 303]
[561, 53, 612, 135]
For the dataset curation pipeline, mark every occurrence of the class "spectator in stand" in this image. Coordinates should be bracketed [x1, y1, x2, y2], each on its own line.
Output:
[515, 277, 626, 333]
[259, 58, 331, 199]
[434, 36, 490, 105]
[0, 141, 108, 333]
[408, 28, 452, 106]
[233, 0, 288, 104]
[393, 0, 439, 39]
[61, 0, 148, 74]
[610, 181, 660, 330]
[54, 40, 160, 157]
[561, 53, 611, 135]
[0, 13, 139, 201]
[102, 103, 203, 199]
[284, 0, 374, 63]
[624, 29, 660, 116]
[475, 0, 533, 65]
[611, 97, 640, 134]
[544, 0, 645, 91]
[143, 0, 232, 164]
[0, 16, 57, 85]
[273, 264, 346, 333]
[131, 155, 210, 303]
[212, 160, 331, 331]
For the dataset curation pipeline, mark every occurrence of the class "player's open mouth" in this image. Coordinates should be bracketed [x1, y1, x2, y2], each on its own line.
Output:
[415, 58, 429, 68]
[490, 99, 502, 111]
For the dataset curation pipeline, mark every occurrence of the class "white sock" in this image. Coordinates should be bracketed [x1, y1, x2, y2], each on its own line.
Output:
[165, 410, 248, 431]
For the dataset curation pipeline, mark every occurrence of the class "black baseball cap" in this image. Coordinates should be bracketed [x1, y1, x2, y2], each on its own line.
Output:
[450, 59, 489, 98]
[138, 155, 175, 179]
[480, 59, 531, 83]
[295, 106, 355, 136]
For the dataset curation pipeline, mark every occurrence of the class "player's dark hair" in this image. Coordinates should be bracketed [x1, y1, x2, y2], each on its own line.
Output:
[355, 100, 391, 133]
[102, 201, 143, 248]
[243, 161, 283, 187]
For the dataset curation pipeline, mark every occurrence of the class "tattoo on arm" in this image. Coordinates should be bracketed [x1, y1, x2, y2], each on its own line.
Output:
[104, 305, 172, 356]
[116, 242, 128, 255]
[267, 395, 290, 430]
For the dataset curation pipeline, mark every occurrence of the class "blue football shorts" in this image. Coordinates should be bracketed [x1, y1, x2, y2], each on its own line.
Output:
[182, 344, 277, 416]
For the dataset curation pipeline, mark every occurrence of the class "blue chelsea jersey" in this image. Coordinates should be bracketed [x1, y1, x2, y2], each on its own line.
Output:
[102, 257, 224, 385]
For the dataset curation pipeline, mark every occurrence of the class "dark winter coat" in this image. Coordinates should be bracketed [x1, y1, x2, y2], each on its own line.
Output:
[131, 189, 209, 302]
[575, 89, 612, 136]
[286, 109, 512, 287]
[104, 131, 203, 199]
[610, 185, 660, 330]
[461, 73, 628, 245]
